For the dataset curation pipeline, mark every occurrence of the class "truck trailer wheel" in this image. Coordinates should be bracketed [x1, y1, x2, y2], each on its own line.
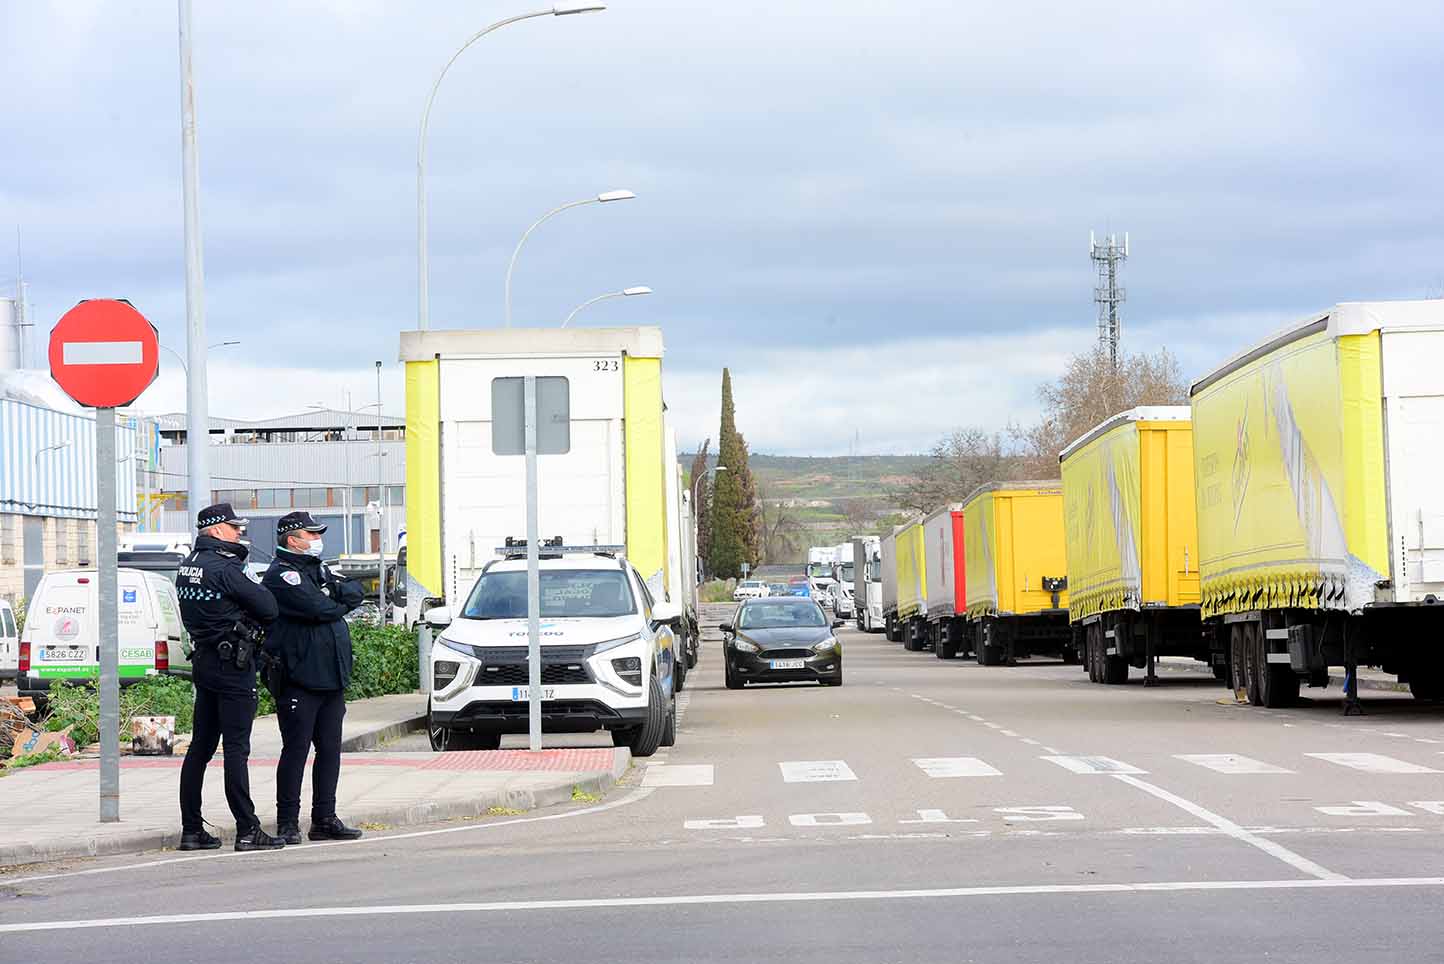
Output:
[1101, 617, 1129, 685]
[903, 620, 923, 652]
[1086, 623, 1101, 683]
[937, 623, 959, 660]
[1251, 626, 1298, 708]
[976, 619, 1005, 666]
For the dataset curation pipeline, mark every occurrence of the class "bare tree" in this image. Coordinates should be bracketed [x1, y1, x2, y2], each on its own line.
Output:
[892, 427, 1012, 513]
[756, 480, 804, 565]
[837, 496, 879, 534]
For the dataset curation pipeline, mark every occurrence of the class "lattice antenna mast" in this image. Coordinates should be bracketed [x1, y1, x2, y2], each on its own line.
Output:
[1090, 230, 1128, 368]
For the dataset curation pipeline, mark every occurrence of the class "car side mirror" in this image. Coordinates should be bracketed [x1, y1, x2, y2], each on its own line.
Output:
[832, 620, 844, 629]
[425, 606, 452, 629]
[652, 600, 681, 624]
[719, 623, 734, 634]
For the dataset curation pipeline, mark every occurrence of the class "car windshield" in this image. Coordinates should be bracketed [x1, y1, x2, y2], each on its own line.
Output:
[806, 563, 831, 579]
[838, 563, 854, 582]
[739, 601, 827, 629]
[461, 569, 635, 620]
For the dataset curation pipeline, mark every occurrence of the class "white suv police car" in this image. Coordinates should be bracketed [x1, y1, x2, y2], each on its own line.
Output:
[424, 549, 678, 757]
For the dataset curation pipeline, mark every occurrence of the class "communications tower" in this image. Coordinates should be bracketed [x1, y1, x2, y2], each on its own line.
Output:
[1090, 231, 1128, 368]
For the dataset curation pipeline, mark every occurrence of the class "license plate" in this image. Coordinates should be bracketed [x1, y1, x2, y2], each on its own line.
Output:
[511, 687, 556, 701]
[41, 647, 88, 663]
[770, 659, 806, 670]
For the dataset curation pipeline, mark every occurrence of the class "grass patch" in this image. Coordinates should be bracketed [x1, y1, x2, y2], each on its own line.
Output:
[571, 786, 601, 803]
[487, 806, 527, 817]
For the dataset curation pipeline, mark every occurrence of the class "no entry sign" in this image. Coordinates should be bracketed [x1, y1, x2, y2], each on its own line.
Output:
[48, 299, 160, 409]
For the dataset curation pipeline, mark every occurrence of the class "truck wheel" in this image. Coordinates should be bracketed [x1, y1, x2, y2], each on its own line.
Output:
[616, 677, 666, 758]
[1086, 624, 1100, 682]
[903, 622, 921, 652]
[937, 626, 959, 660]
[1101, 618, 1129, 685]
[1253, 628, 1298, 708]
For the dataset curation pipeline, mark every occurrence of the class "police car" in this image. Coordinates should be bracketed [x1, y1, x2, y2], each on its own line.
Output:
[423, 546, 678, 757]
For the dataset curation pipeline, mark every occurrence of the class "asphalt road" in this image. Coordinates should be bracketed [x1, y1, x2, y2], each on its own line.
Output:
[4, 614, 1444, 963]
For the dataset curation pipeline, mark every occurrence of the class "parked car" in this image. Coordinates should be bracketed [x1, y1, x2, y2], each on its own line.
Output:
[733, 579, 771, 601]
[721, 597, 843, 688]
[424, 550, 678, 756]
[0, 598, 18, 682]
[768, 583, 789, 597]
[17, 568, 191, 703]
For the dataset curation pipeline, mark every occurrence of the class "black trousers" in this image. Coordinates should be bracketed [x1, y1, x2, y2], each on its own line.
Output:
[180, 683, 260, 834]
[275, 684, 346, 826]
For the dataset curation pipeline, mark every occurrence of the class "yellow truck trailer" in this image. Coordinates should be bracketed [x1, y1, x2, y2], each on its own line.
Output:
[1190, 300, 1444, 707]
[960, 481, 1071, 666]
[1060, 407, 1216, 686]
[887, 521, 927, 647]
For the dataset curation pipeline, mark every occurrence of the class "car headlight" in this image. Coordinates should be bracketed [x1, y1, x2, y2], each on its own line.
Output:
[592, 633, 643, 656]
[733, 638, 760, 654]
[812, 637, 840, 654]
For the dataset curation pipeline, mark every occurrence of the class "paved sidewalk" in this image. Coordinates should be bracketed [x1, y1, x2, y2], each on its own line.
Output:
[0, 693, 630, 868]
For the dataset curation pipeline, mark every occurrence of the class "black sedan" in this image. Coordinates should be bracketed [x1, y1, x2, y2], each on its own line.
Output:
[721, 597, 843, 688]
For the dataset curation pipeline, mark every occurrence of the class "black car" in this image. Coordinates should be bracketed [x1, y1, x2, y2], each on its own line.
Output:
[721, 597, 843, 688]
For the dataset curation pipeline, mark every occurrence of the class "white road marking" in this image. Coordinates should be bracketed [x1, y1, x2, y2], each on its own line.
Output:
[790, 812, 872, 827]
[780, 760, 857, 783]
[900, 809, 978, 824]
[4, 786, 658, 886]
[998, 729, 1021, 738]
[1408, 801, 1444, 815]
[994, 806, 1085, 822]
[1111, 773, 1346, 880]
[1043, 755, 1147, 775]
[685, 815, 765, 830]
[8, 878, 1444, 933]
[1041, 746, 1062, 754]
[1020, 738, 1041, 746]
[1315, 801, 1412, 817]
[967, 715, 986, 722]
[912, 757, 1002, 778]
[983, 722, 1004, 730]
[1175, 754, 1293, 774]
[1307, 753, 1441, 774]
[642, 764, 715, 787]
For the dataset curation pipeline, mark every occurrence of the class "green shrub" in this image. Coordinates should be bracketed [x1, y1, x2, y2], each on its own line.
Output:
[43, 675, 196, 748]
[346, 623, 420, 701]
[700, 579, 737, 603]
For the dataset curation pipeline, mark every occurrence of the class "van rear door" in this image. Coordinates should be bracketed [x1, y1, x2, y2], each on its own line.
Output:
[118, 571, 162, 680]
[146, 572, 191, 678]
[28, 576, 98, 682]
[0, 601, 18, 678]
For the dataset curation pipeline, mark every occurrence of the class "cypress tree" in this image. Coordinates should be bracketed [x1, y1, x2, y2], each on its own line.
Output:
[688, 439, 712, 575]
[707, 369, 747, 578]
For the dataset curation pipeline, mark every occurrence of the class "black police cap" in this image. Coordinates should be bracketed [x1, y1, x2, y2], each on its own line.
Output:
[276, 511, 328, 536]
[196, 502, 249, 530]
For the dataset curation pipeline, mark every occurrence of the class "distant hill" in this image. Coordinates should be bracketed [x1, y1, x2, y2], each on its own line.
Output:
[680, 452, 930, 559]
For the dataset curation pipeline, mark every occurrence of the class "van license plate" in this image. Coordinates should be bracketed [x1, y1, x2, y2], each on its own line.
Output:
[41, 647, 87, 663]
[770, 659, 806, 670]
[511, 687, 556, 701]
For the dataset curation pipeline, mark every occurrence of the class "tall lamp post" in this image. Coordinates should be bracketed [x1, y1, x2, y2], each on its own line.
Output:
[416, 3, 607, 332]
[506, 191, 636, 326]
[692, 465, 725, 581]
[561, 286, 651, 328]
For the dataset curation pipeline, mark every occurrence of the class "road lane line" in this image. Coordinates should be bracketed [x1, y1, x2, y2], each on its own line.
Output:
[912, 757, 1002, 778]
[1110, 773, 1346, 880]
[3, 787, 658, 886]
[1175, 754, 1293, 774]
[1306, 753, 1440, 774]
[642, 764, 715, 787]
[1043, 755, 1147, 775]
[779, 760, 857, 783]
[7, 877, 1443, 932]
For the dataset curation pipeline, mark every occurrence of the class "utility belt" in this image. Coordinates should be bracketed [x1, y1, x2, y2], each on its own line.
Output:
[197, 619, 268, 672]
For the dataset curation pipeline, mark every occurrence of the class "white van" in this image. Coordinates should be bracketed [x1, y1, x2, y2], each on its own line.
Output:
[18, 569, 191, 701]
[0, 599, 18, 681]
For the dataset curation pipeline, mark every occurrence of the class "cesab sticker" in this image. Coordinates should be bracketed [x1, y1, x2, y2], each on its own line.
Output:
[53, 615, 82, 642]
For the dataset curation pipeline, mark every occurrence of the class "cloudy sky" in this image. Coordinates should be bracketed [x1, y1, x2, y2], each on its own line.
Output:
[4, 1, 1442, 455]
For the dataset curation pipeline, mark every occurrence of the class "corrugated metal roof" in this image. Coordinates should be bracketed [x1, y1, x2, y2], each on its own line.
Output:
[152, 408, 404, 433]
[158, 438, 405, 491]
[0, 398, 139, 520]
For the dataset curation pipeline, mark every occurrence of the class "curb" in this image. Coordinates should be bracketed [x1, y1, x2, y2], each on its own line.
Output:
[1329, 674, 1411, 694]
[0, 748, 632, 870]
[337, 713, 428, 753]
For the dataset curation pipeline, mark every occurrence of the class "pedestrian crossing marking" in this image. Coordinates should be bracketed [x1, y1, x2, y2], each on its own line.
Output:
[1306, 753, 1440, 774]
[642, 764, 715, 787]
[1043, 755, 1147, 775]
[1175, 754, 1293, 774]
[912, 757, 1003, 778]
[779, 760, 857, 783]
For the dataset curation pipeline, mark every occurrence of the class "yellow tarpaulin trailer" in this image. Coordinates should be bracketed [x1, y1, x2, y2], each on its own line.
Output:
[1060, 407, 1215, 685]
[959, 481, 1071, 666]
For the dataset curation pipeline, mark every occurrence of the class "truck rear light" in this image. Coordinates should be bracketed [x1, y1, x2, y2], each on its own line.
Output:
[434, 660, 460, 688]
[19, 641, 30, 673]
[155, 641, 169, 673]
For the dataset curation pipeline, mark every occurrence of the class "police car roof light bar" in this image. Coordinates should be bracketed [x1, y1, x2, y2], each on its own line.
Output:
[496, 540, 627, 560]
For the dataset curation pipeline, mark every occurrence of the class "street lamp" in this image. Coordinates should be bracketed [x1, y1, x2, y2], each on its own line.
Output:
[34, 440, 72, 466]
[160, 340, 240, 375]
[691, 465, 725, 582]
[561, 286, 651, 328]
[505, 190, 636, 327]
[416, 3, 608, 332]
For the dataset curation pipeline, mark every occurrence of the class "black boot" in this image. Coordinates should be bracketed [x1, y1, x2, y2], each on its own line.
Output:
[235, 827, 286, 852]
[309, 816, 363, 841]
[177, 829, 221, 851]
[276, 823, 303, 846]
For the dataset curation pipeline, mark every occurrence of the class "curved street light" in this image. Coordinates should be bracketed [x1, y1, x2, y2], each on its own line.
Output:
[416, 3, 608, 332]
[561, 286, 651, 328]
[160, 340, 240, 376]
[505, 190, 636, 327]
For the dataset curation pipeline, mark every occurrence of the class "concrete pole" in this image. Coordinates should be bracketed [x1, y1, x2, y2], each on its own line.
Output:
[375, 362, 387, 617]
[178, 0, 211, 518]
[524, 375, 541, 751]
[96, 407, 120, 822]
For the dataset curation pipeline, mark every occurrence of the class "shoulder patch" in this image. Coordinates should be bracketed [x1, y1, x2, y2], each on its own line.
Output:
[281, 571, 302, 586]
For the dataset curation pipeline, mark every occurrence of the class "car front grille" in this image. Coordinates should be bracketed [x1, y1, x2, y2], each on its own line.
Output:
[476, 663, 591, 686]
[760, 648, 813, 659]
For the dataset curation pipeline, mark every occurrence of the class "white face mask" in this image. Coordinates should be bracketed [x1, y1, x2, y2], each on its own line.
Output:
[305, 537, 325, 557]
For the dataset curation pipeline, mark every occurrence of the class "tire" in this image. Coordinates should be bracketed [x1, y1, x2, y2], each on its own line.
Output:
[724, 658, 744, 690]
[1100, 616, 1128, 684]
[937, 627, 958, 660]
[660, 696, 677, 748]
[1086, 623, 1100, 682]
[903, 622, 921, 652]
[673, 644, 687, 694]
[429, 708, 501, 751]
[1254, 625, 1299, 708]
[615, 676, 666, 758]
[1410, 672, 1444, 702]
[1241, 623, 1264, 706]
[821, 672, 843, 687]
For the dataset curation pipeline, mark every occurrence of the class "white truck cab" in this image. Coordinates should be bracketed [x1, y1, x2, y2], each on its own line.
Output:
[424, 546, 677, 757]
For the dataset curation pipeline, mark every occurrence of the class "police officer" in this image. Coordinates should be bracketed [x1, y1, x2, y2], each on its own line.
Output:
[176, 503, 286, 852]
[264, 511, 367, 844]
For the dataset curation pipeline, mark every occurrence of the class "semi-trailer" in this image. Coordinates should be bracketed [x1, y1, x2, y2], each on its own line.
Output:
[919, 503, 971, 660]
[1060, 407, 1216, 685]
[1190, 300, 1444, 707]
[893, 520, 928, 649]
[830, 541, 856, 618]
[880, 528, 900, 641]
[960, 481, 1072, 666]
[852, 535, 883, 632]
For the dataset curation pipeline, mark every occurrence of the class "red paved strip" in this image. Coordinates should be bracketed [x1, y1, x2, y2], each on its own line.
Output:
[419, 748, 616, 772]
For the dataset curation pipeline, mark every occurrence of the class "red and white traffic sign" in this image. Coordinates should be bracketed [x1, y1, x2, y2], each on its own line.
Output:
[48, 300, 160, 409]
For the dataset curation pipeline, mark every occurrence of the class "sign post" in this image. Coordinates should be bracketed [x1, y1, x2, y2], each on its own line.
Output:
[492, 376, 570, 751]
[48, 299, 159, 823]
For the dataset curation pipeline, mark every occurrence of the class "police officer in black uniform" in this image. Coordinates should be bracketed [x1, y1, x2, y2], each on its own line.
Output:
[176, 503, 286, 852]
[264, 511, 367, 844]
